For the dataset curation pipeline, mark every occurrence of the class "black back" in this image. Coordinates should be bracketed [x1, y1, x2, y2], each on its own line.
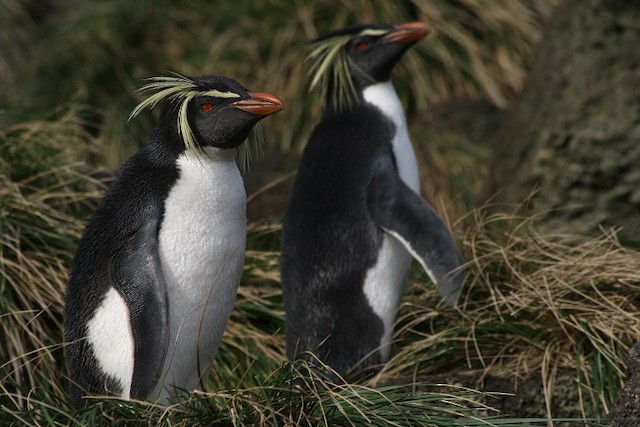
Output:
[282, 22, 463, 379]
[281, 103, 396, 376]
[64, 121, 179, 404]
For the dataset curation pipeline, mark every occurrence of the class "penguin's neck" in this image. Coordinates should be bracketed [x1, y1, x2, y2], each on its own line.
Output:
[362, 81, 420, 193]
[194, 146, 237, 163]
[322, 82, 364, 117]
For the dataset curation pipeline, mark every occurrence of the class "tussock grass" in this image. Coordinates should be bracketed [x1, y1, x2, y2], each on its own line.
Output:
[0, 112, 105, 408]
[1, 102, 621, 427]
[1, 164, 624, 424]
[1, 357, 570, 426]
[2, 132, 613, 424]
[377, 211, 640, 420]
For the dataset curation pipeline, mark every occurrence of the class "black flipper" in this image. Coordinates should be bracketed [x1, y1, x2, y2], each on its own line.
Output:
[367, 159, 464, 306]
[109, 213, 169, 399]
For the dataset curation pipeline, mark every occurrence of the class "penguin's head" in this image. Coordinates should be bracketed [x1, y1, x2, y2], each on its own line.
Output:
[309, 22, 430, 110]
[185, 76, 284, 150]
[130, 74, 283, 164]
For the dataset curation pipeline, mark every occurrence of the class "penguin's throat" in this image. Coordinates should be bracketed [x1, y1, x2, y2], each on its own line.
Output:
[362, 81, 405, 128]
[363, 81, 419, 193]
[185, 146, 236, 163]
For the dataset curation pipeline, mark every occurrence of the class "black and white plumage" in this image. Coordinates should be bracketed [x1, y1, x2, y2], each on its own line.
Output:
[281, 23, 464, 377]
[63, 74, 283, 405]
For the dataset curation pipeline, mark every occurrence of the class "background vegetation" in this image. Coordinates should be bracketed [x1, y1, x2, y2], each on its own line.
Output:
[1, 0, 635, 425]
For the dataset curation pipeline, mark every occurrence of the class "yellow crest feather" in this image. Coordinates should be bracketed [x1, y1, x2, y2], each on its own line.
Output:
[129, 73, 241, 154]
[307, 28, 390, 111]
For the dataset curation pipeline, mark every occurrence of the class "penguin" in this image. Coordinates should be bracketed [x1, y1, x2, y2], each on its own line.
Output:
[281, 22, 464, 378]
[63, 74, 283, 405]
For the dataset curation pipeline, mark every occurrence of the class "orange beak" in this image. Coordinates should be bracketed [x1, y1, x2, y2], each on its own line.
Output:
[383, 22, 431, 44]
[232, 92, 284, 116]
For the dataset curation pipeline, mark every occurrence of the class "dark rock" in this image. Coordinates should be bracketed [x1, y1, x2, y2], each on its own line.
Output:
[609, 343, 640, 426]
[484, 0, 640, 239]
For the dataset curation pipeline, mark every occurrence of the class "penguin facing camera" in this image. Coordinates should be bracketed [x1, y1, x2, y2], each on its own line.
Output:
[281, 22, 464, 378]
[64, 74, 283, 405]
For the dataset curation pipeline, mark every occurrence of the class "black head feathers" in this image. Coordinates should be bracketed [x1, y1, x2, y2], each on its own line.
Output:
[308, 22, 430, 111]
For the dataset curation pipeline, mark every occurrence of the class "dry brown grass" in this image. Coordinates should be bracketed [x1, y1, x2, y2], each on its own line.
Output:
[376, 210, 640, 418]
[0, 113, 106, 408]
[2, 165, 632, 422]
[2, 110, 629, 422]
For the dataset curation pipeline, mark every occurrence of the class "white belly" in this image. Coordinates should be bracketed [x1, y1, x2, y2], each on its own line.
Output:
[86, 287, 134, 397]
[361, 234, 412, 361]
[152, 148, 246, 403]
[362, 82, 420, 360]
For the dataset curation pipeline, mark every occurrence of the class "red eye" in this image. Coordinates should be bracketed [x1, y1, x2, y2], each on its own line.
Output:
[200, 102, 214, 112]
[356, 41, 369, 51]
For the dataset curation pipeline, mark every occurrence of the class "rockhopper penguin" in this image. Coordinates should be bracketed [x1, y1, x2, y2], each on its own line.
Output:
[281, 23, 464, 378]
[64, 74, 283, 405]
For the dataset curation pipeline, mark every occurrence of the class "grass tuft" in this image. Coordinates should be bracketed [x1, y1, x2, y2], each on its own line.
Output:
[3, 357, 583, 427]
[0, 112, 106, 411]
[377, 211, 640, 421]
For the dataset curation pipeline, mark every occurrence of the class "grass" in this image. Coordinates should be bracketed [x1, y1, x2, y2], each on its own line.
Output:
[0, 142, 627, 424]
[1, 118, 621, 426]
[0, 110, 106, 405]
[1, 0, 627, 425]
[2, 360, 573, 426]
[379, 210, 640, 419]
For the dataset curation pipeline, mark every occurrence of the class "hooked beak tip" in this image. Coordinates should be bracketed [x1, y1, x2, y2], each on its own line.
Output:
[233, 92, 284, 116]
[383, 21, 431, 44]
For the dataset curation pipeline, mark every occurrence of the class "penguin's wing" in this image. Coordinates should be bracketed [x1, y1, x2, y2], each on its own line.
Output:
[110, 215, 169, 399]
[367, 160, 464, 306]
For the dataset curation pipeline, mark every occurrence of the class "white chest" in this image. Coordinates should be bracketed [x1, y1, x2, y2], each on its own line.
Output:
[154, 148, 246, 402]
[363, 81, 420, 193]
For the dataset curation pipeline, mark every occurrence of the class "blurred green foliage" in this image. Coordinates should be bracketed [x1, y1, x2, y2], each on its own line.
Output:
[1, 0, 555, 167]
